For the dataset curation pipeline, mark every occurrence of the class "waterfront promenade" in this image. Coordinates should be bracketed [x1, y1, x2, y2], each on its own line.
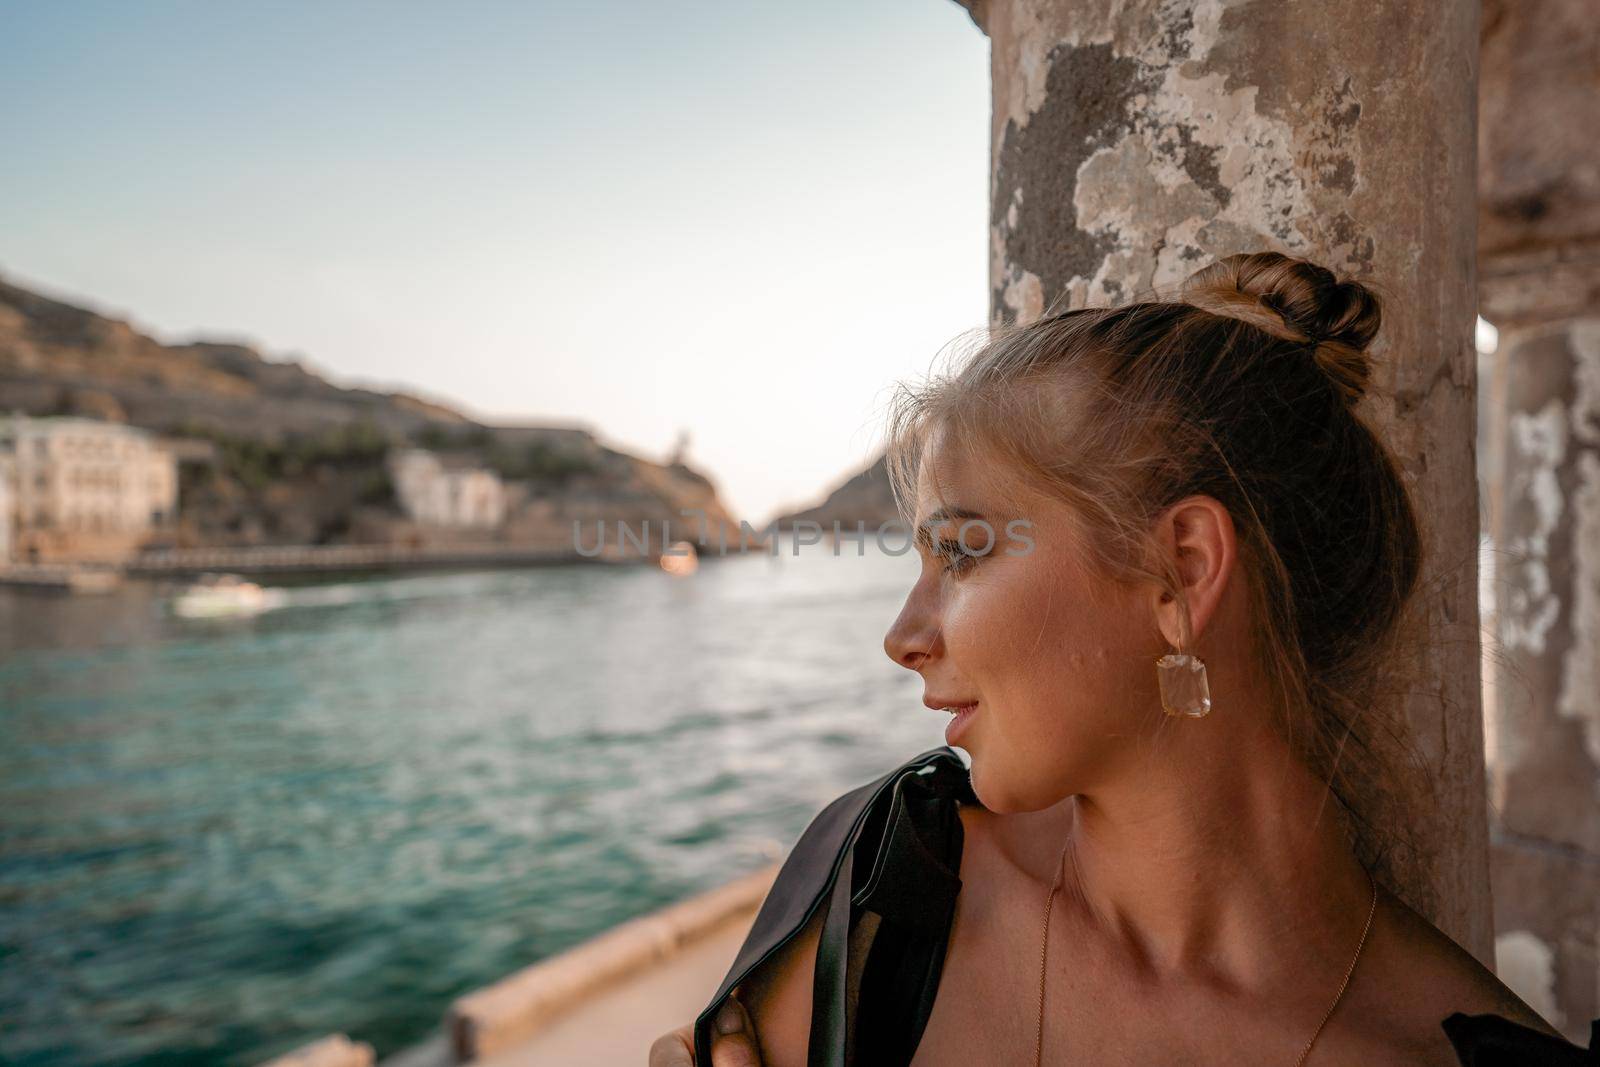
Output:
[264, 864, 779, 1067]
[0, 546, 611, 589]
[127, 544, 608, 577]
[475, 916, 752, 1067]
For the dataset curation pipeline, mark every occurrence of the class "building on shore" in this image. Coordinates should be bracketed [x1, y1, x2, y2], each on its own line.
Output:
[0, 414, 178, 563]
[386, 448, 505, 530]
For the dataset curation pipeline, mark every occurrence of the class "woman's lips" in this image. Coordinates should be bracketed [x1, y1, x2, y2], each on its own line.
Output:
[943, 702, 978, 746]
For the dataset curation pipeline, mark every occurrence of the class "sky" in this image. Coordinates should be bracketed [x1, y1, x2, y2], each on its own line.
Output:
[0, 1, 991, 522]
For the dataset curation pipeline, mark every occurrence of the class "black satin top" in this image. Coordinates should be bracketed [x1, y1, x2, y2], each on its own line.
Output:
[694, 746, 1597, 1066]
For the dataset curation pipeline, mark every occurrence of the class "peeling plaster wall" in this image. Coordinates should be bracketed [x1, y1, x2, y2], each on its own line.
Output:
[1488, 833, 1600, 1044]
[1478, 0, 1600, 261]
[1493, 323, 1600, 846]
[1496, 929, 1566, 1033]
[1489, 319, 1600, 1041]
[1478, 0, 1600, 1040]
[971, 0, 1490, 961]
[983, 0, 1430, 323]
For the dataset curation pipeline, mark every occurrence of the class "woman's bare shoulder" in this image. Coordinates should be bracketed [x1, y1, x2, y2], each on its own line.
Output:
[735, 895, 891, 1067]
[1347, 888, 1561, 1060]
[732, 902, 822, 1067]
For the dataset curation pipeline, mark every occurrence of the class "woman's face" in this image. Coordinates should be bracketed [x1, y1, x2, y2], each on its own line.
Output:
[882, 426, 1170, 813]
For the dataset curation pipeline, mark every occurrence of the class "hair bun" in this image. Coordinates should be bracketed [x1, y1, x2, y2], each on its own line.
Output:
[1180, 251, 1381, 406]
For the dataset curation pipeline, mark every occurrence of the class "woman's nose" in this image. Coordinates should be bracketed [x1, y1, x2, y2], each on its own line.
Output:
[883, 593, 942, 671]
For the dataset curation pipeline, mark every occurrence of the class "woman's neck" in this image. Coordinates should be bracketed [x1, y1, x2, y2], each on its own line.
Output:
[993, 703, 1373, 984]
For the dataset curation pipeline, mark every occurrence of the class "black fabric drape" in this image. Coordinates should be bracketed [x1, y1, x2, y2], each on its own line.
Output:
[694, 746, 974, 1067]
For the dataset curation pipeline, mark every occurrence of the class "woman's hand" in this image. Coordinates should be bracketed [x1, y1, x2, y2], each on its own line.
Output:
[647, 995, 765, 1067]
[652, 903, 813, 1067]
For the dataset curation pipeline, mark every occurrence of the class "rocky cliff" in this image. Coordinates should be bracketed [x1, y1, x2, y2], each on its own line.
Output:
[769, 455, 902, 532]
[0, 273, 741, 553]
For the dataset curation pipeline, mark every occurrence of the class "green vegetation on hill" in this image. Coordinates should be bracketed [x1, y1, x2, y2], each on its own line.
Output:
[177, 419, 393, 490]
[415, 425, 601, 485]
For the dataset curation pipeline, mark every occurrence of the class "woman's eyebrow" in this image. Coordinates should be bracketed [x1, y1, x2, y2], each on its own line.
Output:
[914, 506, 987, 550]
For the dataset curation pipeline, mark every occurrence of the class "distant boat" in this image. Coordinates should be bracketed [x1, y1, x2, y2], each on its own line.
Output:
[170, 573, 280, 618]
[659, 540, 699, 576]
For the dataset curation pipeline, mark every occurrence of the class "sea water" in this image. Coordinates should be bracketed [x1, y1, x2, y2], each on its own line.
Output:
[0, 538, 946, 1066]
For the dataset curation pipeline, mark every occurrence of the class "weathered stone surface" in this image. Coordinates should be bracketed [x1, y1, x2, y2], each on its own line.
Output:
[967, 0, 1490, 960]
[980, 1, 1462, 323]
[1478, 0, 1600, 1034]
[1477, 0, 1600, 354]
[1486, 316, 1600, 1033]
[1479, 0, 1600, 266]
[1490, 322, 1600, 854]
[1490, 836, 1600, 1043]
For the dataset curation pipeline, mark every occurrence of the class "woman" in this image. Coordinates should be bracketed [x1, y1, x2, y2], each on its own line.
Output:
[650, 252, 1594, 1066]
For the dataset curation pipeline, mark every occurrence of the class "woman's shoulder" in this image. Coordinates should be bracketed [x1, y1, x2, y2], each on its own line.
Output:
[1343, 888, 1587, 1063]
[735, 900, 824, 1067]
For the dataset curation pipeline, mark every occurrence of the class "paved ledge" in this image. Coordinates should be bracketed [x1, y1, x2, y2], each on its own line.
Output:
[474, 914, 757, 1067]
[448, 863, 779, 1063]
[261, 1034, 375, 1067]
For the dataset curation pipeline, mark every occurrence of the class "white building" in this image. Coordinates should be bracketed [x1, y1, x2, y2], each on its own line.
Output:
[0, 415, 178, 561]
[387, 448, 505, 529]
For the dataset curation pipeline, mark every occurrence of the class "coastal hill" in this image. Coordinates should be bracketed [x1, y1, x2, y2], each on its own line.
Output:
[0, 273, 740, 551]
[769, 455, 901, 532]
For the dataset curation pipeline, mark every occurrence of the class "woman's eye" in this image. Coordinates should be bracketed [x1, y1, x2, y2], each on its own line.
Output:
[937, 539, 981, 576]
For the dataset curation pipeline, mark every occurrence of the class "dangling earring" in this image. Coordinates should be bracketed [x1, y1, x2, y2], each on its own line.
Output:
[1156, 651, 1212, 718]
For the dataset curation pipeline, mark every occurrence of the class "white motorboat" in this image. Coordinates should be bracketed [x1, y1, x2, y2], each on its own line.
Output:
[659, 539, 699, 576]
[171, 573, 281, 618]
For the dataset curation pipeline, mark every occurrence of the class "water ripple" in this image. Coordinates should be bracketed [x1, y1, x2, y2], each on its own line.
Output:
[0, 544, 944, 1066]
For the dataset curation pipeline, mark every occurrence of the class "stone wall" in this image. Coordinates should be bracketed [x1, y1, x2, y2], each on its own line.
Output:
[1479, 0, 1600, 1039]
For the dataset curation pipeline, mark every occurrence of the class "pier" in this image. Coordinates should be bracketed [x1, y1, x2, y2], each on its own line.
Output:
[0, 563, 122, 593]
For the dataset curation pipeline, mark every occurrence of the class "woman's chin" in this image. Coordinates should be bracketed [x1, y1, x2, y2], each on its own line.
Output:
[964, 758, 1075, 815]
[963, 759, 1018, 814]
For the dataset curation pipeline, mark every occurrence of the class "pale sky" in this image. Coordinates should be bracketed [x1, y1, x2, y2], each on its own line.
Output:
[0, 1, 991, 522]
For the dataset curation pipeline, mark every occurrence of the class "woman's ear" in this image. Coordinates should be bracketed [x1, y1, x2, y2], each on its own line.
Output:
[1149, 495, 1236, 651]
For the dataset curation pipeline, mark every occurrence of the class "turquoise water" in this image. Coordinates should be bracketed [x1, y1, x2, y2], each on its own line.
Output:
[0, 540, 949, 1066]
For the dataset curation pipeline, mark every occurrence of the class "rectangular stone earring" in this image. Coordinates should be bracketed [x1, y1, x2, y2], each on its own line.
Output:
[1156, 652, 1212, 718]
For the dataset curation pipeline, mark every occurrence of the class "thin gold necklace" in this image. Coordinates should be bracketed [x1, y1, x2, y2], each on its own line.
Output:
[1033, 845, 1379, 1067]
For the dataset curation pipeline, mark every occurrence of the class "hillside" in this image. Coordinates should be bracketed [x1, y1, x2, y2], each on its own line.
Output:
[770, 455, 901, 532]
[0, 273, 742, 553]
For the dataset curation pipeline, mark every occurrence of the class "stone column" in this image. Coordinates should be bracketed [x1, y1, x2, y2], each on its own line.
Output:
[955, 0, 1491, 960]
[1479, 0, 1600, 1039]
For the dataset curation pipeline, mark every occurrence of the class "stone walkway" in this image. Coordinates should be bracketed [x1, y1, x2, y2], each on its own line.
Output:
[270, 867, 775, 1067]
[476, 915, 752, 1067]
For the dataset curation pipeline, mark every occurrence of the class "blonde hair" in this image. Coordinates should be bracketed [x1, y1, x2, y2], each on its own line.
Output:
[884, 251, 1434, 903]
